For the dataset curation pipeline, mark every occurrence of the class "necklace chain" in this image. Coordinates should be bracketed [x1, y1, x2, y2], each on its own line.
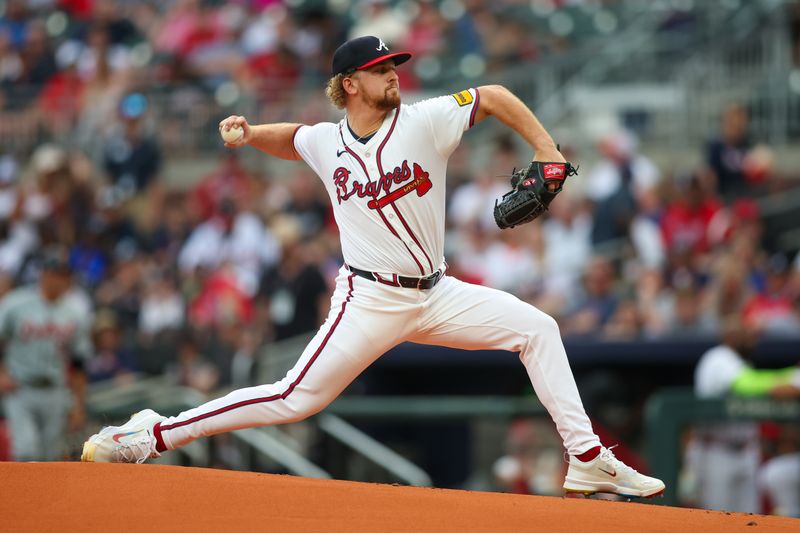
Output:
[341, 115, 385, 149]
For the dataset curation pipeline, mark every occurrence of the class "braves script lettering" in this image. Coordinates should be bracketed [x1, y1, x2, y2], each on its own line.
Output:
[333, 160, 432, 208]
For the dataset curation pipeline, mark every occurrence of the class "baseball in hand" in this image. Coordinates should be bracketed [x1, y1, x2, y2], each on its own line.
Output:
[221, 125, 244, 143]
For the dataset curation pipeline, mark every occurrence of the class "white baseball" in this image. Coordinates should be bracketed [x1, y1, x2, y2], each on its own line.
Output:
[221, 125, 244, 143]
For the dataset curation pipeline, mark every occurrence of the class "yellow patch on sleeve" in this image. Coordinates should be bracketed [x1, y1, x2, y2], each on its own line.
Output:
[451, 90, 474, 107]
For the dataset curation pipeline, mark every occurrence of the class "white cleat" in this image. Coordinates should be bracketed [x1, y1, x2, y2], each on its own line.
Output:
[563, 446, 665, 498]
[81, 409, 165, 464]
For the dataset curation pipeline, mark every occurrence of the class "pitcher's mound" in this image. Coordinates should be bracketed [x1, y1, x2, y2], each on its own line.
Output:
[1, 463, 796, 532]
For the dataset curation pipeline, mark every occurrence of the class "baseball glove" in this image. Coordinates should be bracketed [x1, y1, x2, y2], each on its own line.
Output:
[493, 161, 578, 229]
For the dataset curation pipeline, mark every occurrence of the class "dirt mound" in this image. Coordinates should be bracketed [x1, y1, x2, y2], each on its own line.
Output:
[1, 463, 796, 532]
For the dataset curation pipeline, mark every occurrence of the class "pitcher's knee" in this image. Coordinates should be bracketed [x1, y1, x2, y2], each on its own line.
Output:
[280, 392, 332, 423]
[527, 308, 561, 339]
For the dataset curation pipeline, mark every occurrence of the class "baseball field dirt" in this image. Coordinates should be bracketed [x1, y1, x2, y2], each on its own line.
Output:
[1, 463, 798, 532]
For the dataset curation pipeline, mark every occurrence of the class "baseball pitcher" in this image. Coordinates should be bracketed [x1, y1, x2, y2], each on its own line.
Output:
[0, 247, 91, 461]
[83, 36, 664, 498]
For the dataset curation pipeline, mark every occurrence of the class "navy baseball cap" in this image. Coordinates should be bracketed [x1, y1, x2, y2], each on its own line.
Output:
[332, 36, 411, 76]
[40, 245, 72, 273]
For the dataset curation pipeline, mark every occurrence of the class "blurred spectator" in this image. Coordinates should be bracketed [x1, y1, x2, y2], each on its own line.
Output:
[585, 129, 660, 245]
[153, 0, 204, 57]
[758, 424, 800, 518]
[284, 169, 330, 239]
[708, 197, 762, 250]
[0, 155, 38, 279]
[0, 1, 29, 50]
[667, 287, 715, 336]
[102, 92, 162, 199]
[448, 168, 507, 233]
[38, 42, 85, 138]
[94, 244, 143, 334]
[147, 190, 192, 264]
[15, 21, 57, 105]
[0, 29, 23, 91]
[245, 43, 301, 104]
[190, 151, 255, 223]
[259, 215, 332, 342]
[563, 256, 619, 336]
[629, 181, 666, 269]
[74, 25, 132, 157]
[182, 3, 245, 89]
[167, 330, 218, 393]
[702, 256, 752, 327]
[188, 264, 255, 329]
[349, 0, 409, 46]
[660, 175, 722, 256]
[83, 0, 143, 47]
[69, 223, 109, 288]
[86, 308, 136, 382]
[22, 144, 74, 242]
[179, 196, 279, 297]
[541, 193, 592, 306]
[742, 253, 799, 335]
[637, 268, 675, 338]
[704, 103, 753, 198]
[400, 1, 445, 59]
[230, 327, 261, 387]
[63, 23, 131, 82]
[603, 297, 641, 340]
[482, 224, 544, 298]
[240, 4, 282, 57]
[139, 269, 184, 338]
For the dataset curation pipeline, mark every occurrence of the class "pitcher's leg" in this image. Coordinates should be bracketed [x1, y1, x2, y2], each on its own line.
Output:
[417, 276, 664, 497]
[157, 273, 396, 451]
[414, 276, 598, 455]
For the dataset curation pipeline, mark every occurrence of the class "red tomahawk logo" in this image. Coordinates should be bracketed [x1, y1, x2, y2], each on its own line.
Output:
[367, 163, 432, 209]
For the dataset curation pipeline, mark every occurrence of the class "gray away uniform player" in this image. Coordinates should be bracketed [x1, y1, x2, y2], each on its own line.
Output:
[0, 248, 90, 461]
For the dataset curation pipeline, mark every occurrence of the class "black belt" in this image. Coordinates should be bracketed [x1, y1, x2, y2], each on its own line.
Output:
[25, 376, 57, 389]
[347, 265, 443, 290]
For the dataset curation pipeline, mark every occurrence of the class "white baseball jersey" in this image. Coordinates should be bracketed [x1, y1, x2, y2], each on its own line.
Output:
[293, 88, 480, 277]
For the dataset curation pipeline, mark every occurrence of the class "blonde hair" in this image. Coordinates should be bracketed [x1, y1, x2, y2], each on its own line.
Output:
[325, 73, 348, 109]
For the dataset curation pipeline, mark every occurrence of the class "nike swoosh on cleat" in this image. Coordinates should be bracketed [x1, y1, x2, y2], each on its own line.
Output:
[599, 467, 617, 477]
[112, 431, 139, 443]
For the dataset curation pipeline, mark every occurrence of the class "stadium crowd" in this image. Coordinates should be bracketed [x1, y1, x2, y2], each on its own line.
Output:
[0, 0, 797, 385]
[0, 0, 799, 516]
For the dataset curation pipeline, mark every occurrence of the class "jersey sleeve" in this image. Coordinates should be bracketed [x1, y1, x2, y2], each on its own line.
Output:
[293, 123, 332, 177]
[415, 88, 481, 158]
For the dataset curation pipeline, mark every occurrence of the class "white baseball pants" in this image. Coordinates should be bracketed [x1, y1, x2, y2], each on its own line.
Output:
[157, 266, 600, 455]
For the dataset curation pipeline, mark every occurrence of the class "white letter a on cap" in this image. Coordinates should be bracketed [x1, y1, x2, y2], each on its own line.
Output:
[376, 38, 389, 52]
